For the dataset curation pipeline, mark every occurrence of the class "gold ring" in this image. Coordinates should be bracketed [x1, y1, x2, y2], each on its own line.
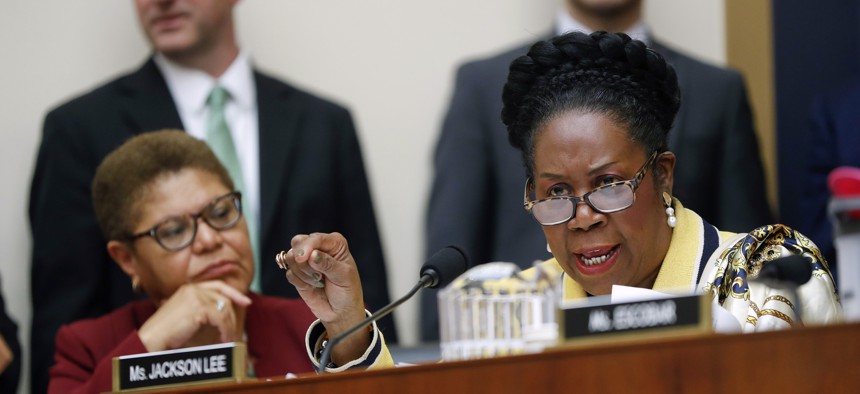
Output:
[275, 250, 289, 270]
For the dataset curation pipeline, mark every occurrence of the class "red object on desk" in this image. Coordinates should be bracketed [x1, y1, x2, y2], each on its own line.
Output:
[829, 166, 860, 219]
[829, 167, 860, 196]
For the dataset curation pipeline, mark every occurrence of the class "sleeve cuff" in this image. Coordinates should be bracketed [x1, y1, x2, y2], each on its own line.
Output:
[304, 310, 393, 373]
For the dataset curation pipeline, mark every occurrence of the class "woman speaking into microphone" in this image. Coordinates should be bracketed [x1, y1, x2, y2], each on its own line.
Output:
[502, 31, 841, 328]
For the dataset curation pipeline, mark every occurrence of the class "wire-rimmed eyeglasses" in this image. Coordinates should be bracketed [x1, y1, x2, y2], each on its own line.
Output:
[523, 152, 658, 226]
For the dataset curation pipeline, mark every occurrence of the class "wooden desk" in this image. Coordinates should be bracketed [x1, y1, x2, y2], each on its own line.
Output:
[160, 322, 860, 393]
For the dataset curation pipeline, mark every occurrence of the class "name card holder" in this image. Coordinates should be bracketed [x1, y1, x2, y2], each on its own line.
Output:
[557, 294, 711, 347]
[111, 342, 248, 392]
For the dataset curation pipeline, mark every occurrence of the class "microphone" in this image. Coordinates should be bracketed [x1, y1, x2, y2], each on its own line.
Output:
[753, 255, 813, 325]
[317, 245, 469, 372]
[755, 255, 813, 289]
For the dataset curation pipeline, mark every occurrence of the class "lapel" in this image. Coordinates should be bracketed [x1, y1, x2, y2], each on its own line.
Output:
[254, 72, 302, 246]
[117, 58, 185, 133]
[653, 199, 702, 291]
[650, 40, 687, 151]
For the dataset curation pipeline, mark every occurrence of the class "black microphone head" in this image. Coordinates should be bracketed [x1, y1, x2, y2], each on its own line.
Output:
[421, 245, 470, 289]
[757, 255, 813, 288]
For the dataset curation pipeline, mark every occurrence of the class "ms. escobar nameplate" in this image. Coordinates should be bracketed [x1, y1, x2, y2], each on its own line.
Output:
[558, 294, 711, 346]
[112, 342, 247, 392]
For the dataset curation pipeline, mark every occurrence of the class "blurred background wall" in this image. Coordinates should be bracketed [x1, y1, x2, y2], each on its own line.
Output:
[0, 1, 726, 392]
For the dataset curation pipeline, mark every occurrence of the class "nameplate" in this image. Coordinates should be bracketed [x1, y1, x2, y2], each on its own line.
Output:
[111, 342, 247, 392]
[558, 294, 711, 346]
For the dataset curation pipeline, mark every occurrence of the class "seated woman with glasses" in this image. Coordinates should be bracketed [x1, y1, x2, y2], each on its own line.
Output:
[48, 130, 391, 394]
[503, 31, 841, 329]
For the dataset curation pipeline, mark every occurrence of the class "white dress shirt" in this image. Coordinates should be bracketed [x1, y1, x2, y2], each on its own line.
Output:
[555, 9, 650, 44]
[153, 52, 261, 249]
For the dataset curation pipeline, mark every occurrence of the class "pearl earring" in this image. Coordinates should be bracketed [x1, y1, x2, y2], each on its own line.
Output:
[663, 192, 677, 228]
[546, 243, 552, 253]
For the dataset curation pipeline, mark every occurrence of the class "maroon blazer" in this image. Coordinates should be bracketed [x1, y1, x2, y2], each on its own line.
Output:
[48, 293, 317, 394]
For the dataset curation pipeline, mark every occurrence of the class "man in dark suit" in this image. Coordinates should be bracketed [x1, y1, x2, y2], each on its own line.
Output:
[800, 77, 860, 274]
[29, 1, 394, 392]
[423, 0, 771, 340]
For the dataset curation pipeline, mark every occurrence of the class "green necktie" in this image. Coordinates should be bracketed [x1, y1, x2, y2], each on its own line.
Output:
[206, 85, 261, 292]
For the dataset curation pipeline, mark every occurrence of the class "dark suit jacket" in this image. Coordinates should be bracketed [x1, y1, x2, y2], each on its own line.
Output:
[29, 58, 395, 394]
[800, 77, 860, 273]
[48, 293, 317, 394]
[0, 276, 20, 394]
[422, 39, 771, 340]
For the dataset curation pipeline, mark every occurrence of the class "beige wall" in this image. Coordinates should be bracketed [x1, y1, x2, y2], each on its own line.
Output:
[0, 1, 726, 392]
[645, 0, 726, 65]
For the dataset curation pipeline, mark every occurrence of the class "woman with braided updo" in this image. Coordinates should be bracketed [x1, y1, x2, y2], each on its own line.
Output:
[505, 31, 841, 330]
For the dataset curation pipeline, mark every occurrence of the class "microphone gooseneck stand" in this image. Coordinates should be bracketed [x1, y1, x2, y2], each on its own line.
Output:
[317, 274, 435, 372]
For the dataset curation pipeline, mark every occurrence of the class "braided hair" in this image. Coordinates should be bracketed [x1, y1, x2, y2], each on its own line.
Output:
[501, 31, 680, 178]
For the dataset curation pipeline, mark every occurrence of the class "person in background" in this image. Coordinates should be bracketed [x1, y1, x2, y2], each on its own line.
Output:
[503, 31, 840, 329]
[800, 77, 860, 278]
[0, 275, 20, 394]
[49, 131, 391, 394]
[30, 1, 394, 391]
[423, 0, 771, 341]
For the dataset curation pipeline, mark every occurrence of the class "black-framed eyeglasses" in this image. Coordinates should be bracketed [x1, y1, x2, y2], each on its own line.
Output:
[128, 191, 243, 251]
[523, 152, 659, 226]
